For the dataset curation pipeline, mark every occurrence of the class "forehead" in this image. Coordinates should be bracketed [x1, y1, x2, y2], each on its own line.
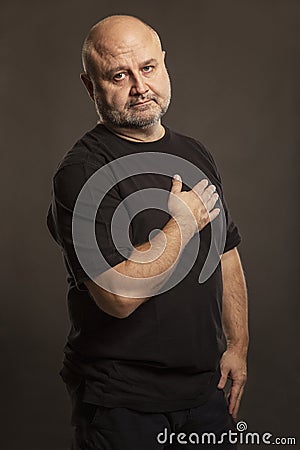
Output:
[91, 28, 162, 75]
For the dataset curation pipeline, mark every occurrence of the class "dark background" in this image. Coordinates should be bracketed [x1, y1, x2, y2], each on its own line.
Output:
[2, 1, 299, 449]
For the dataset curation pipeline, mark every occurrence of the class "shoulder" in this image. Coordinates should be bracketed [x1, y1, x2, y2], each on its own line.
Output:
[51, 125, 112, 206]
[167, 127, 219, 170]
[54, 124, 110, 175]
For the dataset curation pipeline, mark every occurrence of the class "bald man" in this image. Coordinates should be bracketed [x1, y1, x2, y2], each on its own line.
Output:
[47, 15, 248, 450]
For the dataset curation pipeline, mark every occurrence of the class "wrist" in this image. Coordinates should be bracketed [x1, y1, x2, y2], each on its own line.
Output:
[168, 216, 197, 243]
[226, 337, 249, 356]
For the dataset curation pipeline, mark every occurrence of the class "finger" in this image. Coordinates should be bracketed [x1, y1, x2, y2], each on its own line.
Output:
[200, 184, 216, 203]
[232, 388, 245, 419]
[171, 174, 182, 194]
[192, 178, 208, 196]
[228, 382, 243, 415]
[217, 367, 230, 389]
[225, 387, 231, 401]
[205, 192, 219, 212]
[209, 208, 220, 222]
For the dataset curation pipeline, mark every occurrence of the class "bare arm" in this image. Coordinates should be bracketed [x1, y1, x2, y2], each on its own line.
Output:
[85, 176, 220, 318]
[218, 247, 249, 418]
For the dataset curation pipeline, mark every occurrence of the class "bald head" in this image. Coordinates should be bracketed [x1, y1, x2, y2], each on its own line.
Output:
[80, 15, 171, 132]
[82, 15, 162, 79]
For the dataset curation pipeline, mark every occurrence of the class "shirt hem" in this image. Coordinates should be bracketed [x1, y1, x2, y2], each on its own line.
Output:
[80, 368, 221, 413]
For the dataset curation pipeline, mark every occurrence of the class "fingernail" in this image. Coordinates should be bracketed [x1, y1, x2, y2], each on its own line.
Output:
[173, 174, 181, 181]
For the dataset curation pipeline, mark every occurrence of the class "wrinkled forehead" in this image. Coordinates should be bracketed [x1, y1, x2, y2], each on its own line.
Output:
[90, 30, 162, 77]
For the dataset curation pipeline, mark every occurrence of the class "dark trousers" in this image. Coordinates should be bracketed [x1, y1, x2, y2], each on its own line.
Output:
[70, 389, 237, 450]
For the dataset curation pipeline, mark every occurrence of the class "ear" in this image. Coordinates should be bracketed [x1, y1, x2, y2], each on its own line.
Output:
[80, 73, 95, 101]
[162, 50, 166, 60]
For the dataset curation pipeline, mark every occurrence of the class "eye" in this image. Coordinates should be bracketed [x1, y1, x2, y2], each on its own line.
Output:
[113, 72, 126, 81]
[142, 65, 154, 73]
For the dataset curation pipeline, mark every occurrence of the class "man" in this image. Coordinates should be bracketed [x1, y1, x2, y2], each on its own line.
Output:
[47, 15, 248, 449]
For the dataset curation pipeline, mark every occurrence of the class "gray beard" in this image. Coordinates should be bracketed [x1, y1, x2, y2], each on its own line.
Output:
[95, 96, 170, 129]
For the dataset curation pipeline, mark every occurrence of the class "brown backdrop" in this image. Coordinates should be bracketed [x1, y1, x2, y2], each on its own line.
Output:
[2, 1, 299, 448]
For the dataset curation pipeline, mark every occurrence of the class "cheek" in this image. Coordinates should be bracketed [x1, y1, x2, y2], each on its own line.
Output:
[109, 89, 131, 109]
[115, 90, 130, 105]
[153, 76, 170, 98]
[153, 72, 171, 97]
[162, 69, 171, 91]
[96, 84, 129, 108]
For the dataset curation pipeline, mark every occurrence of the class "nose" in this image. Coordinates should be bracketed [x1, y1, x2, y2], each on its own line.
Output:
[130, 73, 149, 96]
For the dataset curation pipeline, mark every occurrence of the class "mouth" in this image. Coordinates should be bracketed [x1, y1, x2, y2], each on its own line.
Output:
[130, 99, 153, 108]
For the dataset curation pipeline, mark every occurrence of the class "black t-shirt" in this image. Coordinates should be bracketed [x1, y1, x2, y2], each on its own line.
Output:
[47, 124, 241, 412]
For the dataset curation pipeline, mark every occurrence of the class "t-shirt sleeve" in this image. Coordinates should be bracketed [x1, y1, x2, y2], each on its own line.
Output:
[48, 162, 133, 290]
[220, 194, 241, 253]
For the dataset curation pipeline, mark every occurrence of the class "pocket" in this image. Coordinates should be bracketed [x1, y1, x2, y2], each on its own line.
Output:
[209, 388, 229, 411]
[90, 405, 112, 426]
[79, 402, 99, 425]
[60, 366, 83, 396]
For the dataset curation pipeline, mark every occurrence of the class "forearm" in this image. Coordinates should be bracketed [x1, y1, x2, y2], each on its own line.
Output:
[218, 248, 248, 417]
[221, 248, 249, 354]
[87, 175, 219, 318]
[90, 216, 195, 316]
[120, 217, 194, 277]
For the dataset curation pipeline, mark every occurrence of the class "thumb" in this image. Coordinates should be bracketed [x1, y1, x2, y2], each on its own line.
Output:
[171, 174, 182, 194]
[218, 367, 230, 389]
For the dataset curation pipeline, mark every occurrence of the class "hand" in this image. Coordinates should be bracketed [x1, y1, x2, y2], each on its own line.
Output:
[217, 347, 247, 419]
[168, 174, 220, 234]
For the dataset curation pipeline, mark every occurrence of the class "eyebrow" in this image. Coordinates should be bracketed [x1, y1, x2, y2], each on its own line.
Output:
[106, 58, 158, 77]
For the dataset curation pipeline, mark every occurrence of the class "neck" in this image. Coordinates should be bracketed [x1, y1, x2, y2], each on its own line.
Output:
[102, 121, 165, 142]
